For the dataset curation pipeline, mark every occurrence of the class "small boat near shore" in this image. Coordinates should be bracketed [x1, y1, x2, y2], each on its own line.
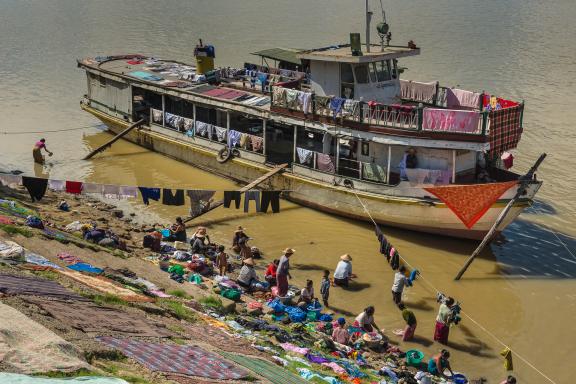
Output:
[76, 11, 541, 240]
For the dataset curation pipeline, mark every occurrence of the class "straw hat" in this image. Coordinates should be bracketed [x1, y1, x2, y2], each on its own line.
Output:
[235, 226, 245, 233]
[283, 248, 296, 255]
[243, 258, 255, 266]
[195, 233, 206, 238]
[340, 254, 352, 261]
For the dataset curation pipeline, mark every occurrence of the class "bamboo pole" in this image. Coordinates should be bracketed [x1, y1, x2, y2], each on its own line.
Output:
[454, 153, 547, 280]
[83, 119, 144, 160]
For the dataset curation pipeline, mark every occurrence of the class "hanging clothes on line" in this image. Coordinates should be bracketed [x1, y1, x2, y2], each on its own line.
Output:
[330, 97, 345, 119]
[47, 179, 65, 191]
[223, 191, 241, 209]
[260, 191, 280, 213]
[82, 183, 104, 195]
[65, 181, 83, 195]
[250, 136, 264, 152]
[119, 186, 138, 199]
[214, 126, 227, 142]
[316, 153, 335, 173]
[103, 184, 120, 199]
[296, 147, 313, 165]
[22, 177, 47, 202]
[139, 187, 161, 205]
[227, 130, 242, 148]
[244, 190, 261, 213]
[0, 174, 22, 187]
[162, 189, 185, 206]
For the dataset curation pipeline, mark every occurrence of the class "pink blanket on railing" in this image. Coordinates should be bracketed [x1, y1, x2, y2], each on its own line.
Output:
[422, 108, 480, 133]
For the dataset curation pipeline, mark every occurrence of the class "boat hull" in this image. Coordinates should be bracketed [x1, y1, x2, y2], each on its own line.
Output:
[83, 105, 539, 240]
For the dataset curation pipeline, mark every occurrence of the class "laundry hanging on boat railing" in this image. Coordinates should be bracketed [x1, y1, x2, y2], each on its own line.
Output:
[0, 175, 281, 214]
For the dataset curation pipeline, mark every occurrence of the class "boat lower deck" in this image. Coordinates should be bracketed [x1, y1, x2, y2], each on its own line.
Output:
[83, 104, 537, 240]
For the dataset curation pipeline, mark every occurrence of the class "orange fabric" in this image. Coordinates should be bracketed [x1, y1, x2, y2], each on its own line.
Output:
[424, 181, 517, 229]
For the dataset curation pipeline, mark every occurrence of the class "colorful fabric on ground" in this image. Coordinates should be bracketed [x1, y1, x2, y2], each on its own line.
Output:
[184, 324, 267, 356]
[97, 337, 248, 380]
[55, 269, 153, 302]
[422, 108, 481, 133]
[424, 181, 517, 228]
[0, 214, 14, 224]
[67, 262, 104, 274]
[57, 252, 84, 264]
[488, 104, 523, 157]
[0, 302, 88, 374]
[0, 373, 128, 383]
[219, 352, 310, 384]
[0, 273, 86, 300]
[25, 253, 62, 269]
[297, 368, 342, 384]
[23, 297, 172, 337]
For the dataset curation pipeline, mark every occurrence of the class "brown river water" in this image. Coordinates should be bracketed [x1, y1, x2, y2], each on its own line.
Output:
[1, 1, 575, 383]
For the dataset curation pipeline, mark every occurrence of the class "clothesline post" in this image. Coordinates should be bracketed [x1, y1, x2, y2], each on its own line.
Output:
[386, 145, 392, 184]
[262, 119, 267, 155]
[192, 104, 196, 134]
[292, 126, 298, 164]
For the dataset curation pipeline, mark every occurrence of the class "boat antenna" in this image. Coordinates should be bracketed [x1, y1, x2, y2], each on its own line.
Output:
[376, 0, 391, 51]
[365, 0, 373, 53]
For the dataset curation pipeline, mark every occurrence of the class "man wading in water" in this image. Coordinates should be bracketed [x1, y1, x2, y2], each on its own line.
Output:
[32, 138, 53, 164]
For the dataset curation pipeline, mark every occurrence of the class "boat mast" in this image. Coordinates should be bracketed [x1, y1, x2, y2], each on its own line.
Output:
[366, 0, 372, 52]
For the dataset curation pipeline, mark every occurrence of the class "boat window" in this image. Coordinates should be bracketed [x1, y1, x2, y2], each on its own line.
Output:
[369, 63, 378, 83]
[229, 111, 263, 136]
[354, 64, 369, 84]
[376, 60, 392, 82]
[340, 64, 354, 84]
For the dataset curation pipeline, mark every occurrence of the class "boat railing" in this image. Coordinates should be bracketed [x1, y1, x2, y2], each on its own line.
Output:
[297, 147, 388, 184]
[362, 103, 419, 130]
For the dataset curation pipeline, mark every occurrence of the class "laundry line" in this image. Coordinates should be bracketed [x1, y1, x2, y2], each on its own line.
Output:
[0, 123, 104, 135]
[350, 188, 559, 384]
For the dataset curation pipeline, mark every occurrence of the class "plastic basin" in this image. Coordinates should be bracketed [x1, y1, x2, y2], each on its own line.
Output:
[405, 349, 424, 366]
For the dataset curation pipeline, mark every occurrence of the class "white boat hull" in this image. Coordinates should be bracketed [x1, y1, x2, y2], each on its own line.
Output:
[84, 106, 540, 240]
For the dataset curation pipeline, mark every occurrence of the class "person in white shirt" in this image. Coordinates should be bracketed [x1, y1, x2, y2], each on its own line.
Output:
[391, 265, 409, 304]
[353, 306, 383, 336]
[333, 254, 354, 287]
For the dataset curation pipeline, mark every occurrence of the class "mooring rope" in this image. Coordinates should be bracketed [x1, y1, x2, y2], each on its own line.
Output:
[350, 188, 559, 384]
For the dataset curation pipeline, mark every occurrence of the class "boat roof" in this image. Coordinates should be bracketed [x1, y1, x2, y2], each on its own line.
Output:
[297, 44, 420, 63]
[251, 48, 303, 65]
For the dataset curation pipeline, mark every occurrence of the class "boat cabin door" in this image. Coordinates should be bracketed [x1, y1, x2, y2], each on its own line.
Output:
[265, 122, 295, 166]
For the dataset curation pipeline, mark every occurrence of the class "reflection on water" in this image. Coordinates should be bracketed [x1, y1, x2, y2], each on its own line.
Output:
[1, 0, 575, 382]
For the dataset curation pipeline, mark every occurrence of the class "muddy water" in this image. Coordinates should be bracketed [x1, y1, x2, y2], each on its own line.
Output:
[1, 0, 575, 383]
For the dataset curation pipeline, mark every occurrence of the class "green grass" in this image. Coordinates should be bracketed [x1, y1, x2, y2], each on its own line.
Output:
[0, 224, 33, 238]
[167, 289, 191, 299]
[31, 368, 95, 378]
[92, 293, 128, 306]
[32, 270, 60, 280]
[199, 295, 223, 310]
[158, 299, 197, 322]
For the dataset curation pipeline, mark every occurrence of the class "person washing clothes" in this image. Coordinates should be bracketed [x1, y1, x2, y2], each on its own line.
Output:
[232, 226, 249, 253]
[276, 248, 295, 297]
[319, 269, 330, 307]
[434, 297, 456, 345]
[428, 350, 454, 379]
[265, 259, 279, 286]
[500, 376, 516, 384]
[333, 254, 354, 287]
[398, 303, 417, 341]
[236, 258, 266, 292]
[391, 265, 409, 304]
[32, 138, 53, 164]
[332, 317, 350, 346]
[354, 306, 383, 336]
[167, 217, 187, 242]
[297, 279, 315, 309]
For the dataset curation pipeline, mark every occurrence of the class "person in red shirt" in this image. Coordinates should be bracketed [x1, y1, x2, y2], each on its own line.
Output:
[32, 138, 53, 164]
[265, 259, 279, 286]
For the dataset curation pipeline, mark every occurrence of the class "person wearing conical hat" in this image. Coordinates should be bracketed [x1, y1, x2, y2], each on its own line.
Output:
[237, 258, 264, 292]
[333, 254, 353, 287]
[276, 248, 295, 297]
[232, 225, 249, 253]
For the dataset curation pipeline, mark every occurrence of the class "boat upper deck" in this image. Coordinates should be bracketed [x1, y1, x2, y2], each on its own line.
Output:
[79, 55, 273, 112]
[297, 44, 420, 63]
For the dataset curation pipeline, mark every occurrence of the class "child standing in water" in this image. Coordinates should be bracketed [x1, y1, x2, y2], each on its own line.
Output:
[320, 269, 331, 307]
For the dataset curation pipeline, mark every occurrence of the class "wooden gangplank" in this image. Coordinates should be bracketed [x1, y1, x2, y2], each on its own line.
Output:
[83, 119, 144, 160]
[183, 163, 288, 224]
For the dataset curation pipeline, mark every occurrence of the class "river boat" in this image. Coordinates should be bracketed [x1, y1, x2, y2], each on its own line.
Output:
[77, 10, 541, 240]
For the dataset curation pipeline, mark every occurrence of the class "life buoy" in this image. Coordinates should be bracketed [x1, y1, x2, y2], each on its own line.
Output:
[217, 146, 232, 163]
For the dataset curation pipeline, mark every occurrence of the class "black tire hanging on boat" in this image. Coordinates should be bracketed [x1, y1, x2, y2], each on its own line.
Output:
[217, 146, 233, 163]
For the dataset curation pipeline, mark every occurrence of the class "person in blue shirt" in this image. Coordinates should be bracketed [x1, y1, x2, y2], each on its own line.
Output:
[319, 269, 331, 307]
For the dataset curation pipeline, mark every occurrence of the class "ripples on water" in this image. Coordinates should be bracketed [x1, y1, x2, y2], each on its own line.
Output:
[1, 0, 575, 382]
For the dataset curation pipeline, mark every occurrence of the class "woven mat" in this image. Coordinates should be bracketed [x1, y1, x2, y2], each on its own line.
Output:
[184, 324, 267, 357]
[97, 337, 249, 380]
[55, 268, 153, 302]
[22, 297, 172, 337]
[0, 302, 88, 374]
[0, 273, 87, 301]
[219, 352, 309, 384]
